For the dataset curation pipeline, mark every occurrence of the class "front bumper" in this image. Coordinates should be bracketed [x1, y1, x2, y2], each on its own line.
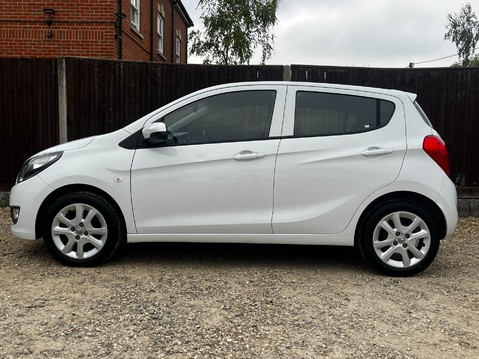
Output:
[9, 175, 52, 240]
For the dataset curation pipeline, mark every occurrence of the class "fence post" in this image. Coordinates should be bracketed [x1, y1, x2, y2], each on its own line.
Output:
[57, 57, 68, 143]
[283, 65, 291, 81]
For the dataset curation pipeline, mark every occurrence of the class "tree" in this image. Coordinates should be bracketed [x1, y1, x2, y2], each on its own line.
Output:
[471, 54, 479, 66]
[450, 54, 479, 67]
[445, 3, 479, 66]
[189, 0, 281, 65]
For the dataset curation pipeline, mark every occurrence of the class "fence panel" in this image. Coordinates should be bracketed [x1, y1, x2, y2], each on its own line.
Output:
[65, 58, 284, 140]
[0, 58, 59, 190]
[291, 65, 479, 191]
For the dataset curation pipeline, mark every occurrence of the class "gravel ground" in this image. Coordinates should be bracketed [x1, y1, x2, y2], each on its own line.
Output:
[1, 208, 478, 359]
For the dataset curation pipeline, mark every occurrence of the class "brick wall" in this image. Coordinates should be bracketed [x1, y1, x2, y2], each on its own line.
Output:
[168, 0, 190, 63]
[0, 0, 118, 59]
[0, 0, 191, 62]
[122, 0, 190, 63]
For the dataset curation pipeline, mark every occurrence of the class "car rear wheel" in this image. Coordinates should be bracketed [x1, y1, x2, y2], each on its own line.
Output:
[358, 201, 440, 276]
[42, 192, 124, 266]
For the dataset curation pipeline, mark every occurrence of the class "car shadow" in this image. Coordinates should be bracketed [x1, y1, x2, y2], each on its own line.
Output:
[113, 242, 368, 273]
[5, 235, 369, 274]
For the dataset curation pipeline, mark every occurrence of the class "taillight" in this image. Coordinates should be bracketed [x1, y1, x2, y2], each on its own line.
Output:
[422, 135, 450, 176]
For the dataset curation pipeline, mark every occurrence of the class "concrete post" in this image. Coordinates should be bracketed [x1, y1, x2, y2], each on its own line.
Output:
[283, 65, 291, 81]
[57, 57, 68, 143]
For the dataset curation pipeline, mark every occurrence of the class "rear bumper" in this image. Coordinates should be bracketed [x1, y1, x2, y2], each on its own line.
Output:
[437, 175, 458, 239]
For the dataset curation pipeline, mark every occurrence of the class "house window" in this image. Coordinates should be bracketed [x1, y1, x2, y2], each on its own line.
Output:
[157, 12, 164, 54]
[176, 36, 181, 63]
[131, 0, 140, 30]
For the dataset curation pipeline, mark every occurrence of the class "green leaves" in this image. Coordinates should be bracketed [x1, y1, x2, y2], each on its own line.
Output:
[189, 0, 281, 65]
[445, 3, 479, 67]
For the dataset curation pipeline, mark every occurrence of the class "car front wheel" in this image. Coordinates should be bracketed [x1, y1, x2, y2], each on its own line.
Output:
[42, 192, 124, 266]
[358, 201, 440, 276]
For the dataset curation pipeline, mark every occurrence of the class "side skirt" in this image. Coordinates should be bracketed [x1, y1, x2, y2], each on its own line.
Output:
[127, 233, 353, 246]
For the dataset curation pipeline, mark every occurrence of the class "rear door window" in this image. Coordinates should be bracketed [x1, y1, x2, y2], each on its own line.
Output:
[294, 91, 395, 137]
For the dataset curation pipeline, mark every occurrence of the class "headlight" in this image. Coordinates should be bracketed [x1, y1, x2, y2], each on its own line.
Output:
[16, 152, 63, 184]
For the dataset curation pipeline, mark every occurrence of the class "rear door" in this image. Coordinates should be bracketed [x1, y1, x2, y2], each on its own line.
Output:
[273, 86, 407, 234]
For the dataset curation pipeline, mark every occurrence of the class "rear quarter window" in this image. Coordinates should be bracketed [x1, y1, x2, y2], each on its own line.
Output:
[294, 91, 395, 137]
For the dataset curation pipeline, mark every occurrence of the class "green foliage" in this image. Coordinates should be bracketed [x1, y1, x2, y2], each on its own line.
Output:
[189, 0, 281, 65]
[471, 54, 479, 66]
[450, 54, 479, 67]
[445, 3, 479, 66]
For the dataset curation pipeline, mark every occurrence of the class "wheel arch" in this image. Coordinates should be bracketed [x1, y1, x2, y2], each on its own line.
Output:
[354, 191, 447, 246]
[35, 184, 127, 239]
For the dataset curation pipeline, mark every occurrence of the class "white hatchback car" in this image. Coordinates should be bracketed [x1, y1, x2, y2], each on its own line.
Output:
[10, 82, 457, 276]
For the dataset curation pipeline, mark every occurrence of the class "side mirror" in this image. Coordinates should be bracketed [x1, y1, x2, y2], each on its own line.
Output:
[142, 122, 168, 144]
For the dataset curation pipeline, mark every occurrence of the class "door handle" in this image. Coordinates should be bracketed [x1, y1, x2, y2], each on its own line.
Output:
[361, 147, 394, 157]
[234, 151, 266, 161]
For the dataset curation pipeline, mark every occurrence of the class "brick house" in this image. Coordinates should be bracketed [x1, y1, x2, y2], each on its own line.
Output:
[0, 0, 194, 63]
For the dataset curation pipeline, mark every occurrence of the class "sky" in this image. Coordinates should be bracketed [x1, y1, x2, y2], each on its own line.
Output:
[181, 0, 479, 68]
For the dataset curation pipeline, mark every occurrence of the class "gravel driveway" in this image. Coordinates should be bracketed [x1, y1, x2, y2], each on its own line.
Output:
[1, 208, 478, 358]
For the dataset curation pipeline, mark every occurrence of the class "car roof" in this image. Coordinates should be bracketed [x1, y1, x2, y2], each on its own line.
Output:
[207, 81, 416, 100]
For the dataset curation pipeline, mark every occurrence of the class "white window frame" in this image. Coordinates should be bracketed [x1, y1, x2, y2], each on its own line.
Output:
[176, 36, 181, 63]
[157, 12, 164, 54]
[131, 0, 140, 30]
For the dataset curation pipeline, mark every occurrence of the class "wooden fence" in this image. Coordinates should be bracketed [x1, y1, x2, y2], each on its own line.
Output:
[65, 58, 284, 140]
[0, 58, 477, 196]
[0, 58, 59, 189]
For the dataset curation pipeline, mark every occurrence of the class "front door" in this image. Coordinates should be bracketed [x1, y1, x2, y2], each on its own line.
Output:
[131, 87, 285, 235]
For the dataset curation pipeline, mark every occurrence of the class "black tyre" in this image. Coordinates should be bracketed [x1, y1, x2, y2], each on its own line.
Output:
[358, 201, 440, 276]
[42, 192, 124, 266]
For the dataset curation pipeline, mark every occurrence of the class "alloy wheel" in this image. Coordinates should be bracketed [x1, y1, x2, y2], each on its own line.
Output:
[51, 203, 108, 260]
[372, 211, 431, 269]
